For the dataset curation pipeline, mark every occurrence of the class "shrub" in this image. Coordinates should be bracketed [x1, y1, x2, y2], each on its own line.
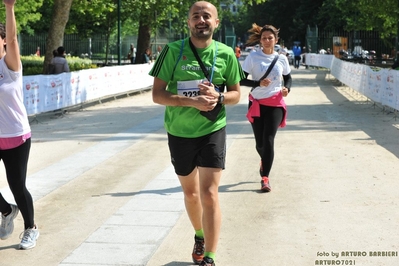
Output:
[21, 55, 96, 76]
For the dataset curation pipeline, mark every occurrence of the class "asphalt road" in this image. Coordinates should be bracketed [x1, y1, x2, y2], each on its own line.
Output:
[1, 68, 399, 266]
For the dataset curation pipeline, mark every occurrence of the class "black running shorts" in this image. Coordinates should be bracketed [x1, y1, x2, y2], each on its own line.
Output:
[167, 127, 226, 176]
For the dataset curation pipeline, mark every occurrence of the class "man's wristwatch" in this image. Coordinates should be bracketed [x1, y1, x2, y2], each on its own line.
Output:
[218, 93, 225, 104]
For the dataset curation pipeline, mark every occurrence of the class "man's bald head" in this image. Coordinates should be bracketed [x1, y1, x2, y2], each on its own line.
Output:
[188, 1, 218, 18]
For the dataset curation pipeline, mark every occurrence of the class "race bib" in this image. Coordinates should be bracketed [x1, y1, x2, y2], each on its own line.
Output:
[177, 80, 203, 97]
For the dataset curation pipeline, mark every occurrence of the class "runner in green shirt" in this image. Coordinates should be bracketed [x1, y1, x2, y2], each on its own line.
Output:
[149, 2, 244, 265]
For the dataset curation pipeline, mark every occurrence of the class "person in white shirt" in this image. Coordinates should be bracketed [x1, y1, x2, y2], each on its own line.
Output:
[240, 23, 292, 192]
[0, 0, 39, 250]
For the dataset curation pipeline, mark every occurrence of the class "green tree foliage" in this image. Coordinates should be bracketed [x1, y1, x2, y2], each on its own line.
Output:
[233, 0, 398, 49]
[0, 0, 43, 34]
[233, 0, 323, 47]
[319, 0, 399, 39]
[10, 0, 399, 67]
[69, 0, 144, 37]
[134, 0, 193, 64]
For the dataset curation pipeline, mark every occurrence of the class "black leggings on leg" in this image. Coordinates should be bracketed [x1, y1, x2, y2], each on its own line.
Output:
[249, 104, 284, 178]
[0, 138, 34, 229]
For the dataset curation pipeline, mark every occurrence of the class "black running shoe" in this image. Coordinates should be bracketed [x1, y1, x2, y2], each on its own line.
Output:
[200, 256, 215, 266]
[192, 235, 205, 264]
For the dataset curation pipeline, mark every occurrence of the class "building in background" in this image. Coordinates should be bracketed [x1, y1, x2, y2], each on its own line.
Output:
[220, 1, 244, 49]
[220, 0, 243, 13]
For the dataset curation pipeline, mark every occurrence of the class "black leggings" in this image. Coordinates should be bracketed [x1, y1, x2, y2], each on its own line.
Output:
[0, 138, 34, 229]
[249, 103, 284, 177]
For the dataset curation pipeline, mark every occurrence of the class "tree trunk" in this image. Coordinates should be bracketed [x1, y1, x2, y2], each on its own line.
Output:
[135, 19, 151, 64]
[43, 0, 73, 74]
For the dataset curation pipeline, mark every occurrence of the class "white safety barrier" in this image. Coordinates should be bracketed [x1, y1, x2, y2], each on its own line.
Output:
[23, 63, 154, 115]
[305, 54, 399, 111]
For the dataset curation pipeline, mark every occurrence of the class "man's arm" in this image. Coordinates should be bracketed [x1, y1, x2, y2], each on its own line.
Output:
[223, 83, 241, 105]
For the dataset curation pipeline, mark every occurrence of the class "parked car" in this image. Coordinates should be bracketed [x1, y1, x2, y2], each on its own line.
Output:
[244, 45, 260, 53]
[239, 49, 250, 62]
[239, 45, 259, 62]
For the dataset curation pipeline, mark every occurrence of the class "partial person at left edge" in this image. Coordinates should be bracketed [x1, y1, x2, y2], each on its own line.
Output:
[0, 0, 40, 250]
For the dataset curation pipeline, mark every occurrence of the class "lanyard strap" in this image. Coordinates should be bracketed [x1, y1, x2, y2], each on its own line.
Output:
[171, 39, 185, 80]
[188, 38, 218, 84]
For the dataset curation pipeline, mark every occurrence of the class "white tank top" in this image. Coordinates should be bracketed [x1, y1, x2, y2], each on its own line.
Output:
[0, 56, 31, 138]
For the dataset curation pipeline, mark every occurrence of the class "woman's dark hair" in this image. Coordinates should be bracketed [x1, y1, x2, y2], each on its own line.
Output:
[246, 23, 280, 46]
[0, 23, 6, 40]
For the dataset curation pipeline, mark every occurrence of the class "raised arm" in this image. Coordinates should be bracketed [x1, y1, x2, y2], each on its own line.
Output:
[4, 0, 20, 71]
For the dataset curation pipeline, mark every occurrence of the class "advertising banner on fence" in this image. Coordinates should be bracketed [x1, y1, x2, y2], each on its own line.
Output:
[25, 58, 398, 116]
[307, 54, 399, 111]
[23, 64, 154, 116]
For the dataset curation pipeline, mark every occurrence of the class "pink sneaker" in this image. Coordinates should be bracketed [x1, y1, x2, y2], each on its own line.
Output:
[261, 176, 271, 192]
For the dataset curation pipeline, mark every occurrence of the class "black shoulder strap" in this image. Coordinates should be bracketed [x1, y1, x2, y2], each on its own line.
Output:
[189, 38, 211, 81]
[259, 55, 278, 81]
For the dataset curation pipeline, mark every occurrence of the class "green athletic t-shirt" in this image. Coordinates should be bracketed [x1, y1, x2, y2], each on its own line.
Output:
[149, 37, 244, 138]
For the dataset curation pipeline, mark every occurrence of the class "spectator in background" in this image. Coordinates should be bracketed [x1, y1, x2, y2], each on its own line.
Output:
[50, 46, 70, 74]
[127, 43, 136, 64]
[47, 49, 59, 74]
[235, 44, 241, 59]
[142, 48, 151, 64]
[302, 46, 308, 69]
[156, 45, 162, 59]
[292, 44, 302, 69]
[237, 37, 244, 50]
[326, 48, 332, 54]
[35, 46, 40, 56]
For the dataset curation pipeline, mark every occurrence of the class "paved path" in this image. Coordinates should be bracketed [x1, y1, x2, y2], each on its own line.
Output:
[1, 68, 399, 266]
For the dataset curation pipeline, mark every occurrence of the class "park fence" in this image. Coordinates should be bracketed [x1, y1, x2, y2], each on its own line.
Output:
[306, 26, 397, 61]
[19, 33, 170, 61]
